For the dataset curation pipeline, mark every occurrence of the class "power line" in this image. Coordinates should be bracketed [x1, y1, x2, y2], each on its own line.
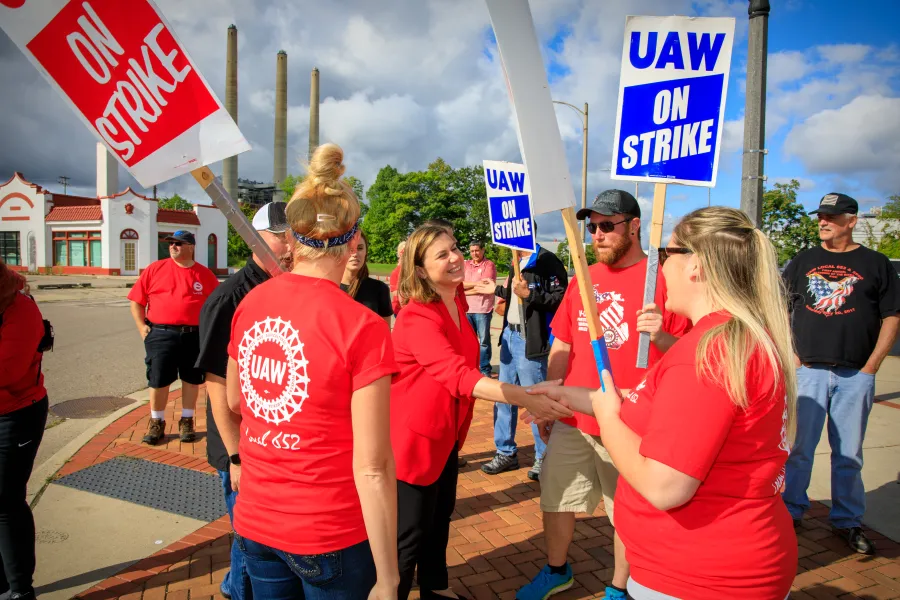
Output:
[58, 175, 70, 194]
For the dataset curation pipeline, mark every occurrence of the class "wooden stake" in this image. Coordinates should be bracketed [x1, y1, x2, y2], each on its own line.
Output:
[191, 166, 284, 276]
[561, 206, 612, 388]
[636, 182, 668, 368]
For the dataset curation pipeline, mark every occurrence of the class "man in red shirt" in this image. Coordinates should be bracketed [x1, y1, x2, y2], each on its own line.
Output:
[128, 230, 219, 445]
[517, 190, 689, 600]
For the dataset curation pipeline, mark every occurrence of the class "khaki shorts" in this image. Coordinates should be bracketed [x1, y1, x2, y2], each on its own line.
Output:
[539, 421, 619, 525]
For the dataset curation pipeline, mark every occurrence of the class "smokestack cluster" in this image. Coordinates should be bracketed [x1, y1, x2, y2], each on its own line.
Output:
[96, 142, 118, 198]
[273, 50, 288, 201]
[223, 25, 238, 202]
[309, 67, 320, 162]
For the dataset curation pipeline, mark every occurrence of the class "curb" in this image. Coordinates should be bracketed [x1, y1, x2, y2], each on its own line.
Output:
[27, 386, 158, 508]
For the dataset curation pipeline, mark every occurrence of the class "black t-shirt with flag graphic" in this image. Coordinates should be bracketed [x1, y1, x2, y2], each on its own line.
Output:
[783, 245, 900, 369]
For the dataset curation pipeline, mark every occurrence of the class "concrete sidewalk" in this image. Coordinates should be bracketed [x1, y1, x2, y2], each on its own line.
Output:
[27, 332, 900, 600]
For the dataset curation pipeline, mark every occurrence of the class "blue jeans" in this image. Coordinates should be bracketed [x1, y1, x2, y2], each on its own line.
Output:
[219, 470, 252, 600]
[782, 365, 876, 529]
[236, 535, 376, 600]
[495, 327, 548, 459]
[467, 313, 493, 377]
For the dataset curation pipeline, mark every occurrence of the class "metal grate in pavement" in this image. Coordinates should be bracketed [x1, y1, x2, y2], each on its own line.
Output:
[51, 396, 134, 419]
[54, 456, 226, 522]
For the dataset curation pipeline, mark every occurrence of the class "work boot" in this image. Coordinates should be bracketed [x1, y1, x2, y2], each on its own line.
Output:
[179, 417, 197, 442]
[833, 526, 876, 555]
[481, 453, 518, 475]
[142, 418, 166, 445]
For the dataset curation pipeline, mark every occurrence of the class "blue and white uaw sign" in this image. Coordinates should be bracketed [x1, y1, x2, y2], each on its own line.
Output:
[611, 16, 735, 187]
[483, 160, 536, 253]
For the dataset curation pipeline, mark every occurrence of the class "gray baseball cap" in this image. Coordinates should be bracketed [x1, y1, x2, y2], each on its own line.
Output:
[576, 189, 641, 220]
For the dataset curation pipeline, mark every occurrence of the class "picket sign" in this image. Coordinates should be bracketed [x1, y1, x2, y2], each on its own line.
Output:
[636, 183, 668, 367]
[485, 0, 611, 388]
[0, 0, 282, 275]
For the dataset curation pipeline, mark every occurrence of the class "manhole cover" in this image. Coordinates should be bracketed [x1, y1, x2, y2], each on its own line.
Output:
[36, 530, 69, 544]
[51, 396, 134, 419]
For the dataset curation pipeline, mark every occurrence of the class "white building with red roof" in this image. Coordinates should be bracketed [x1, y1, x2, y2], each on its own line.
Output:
[0, 148, 228, 275]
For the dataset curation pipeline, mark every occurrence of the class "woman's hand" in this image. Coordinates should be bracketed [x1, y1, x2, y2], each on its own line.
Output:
[591, 370, 622, 427]
[524, 382, 594, 416]
[368, 580, 398, 600]
[519, 390, 573, 421]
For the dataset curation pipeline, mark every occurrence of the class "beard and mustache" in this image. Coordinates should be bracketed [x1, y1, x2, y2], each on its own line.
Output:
[593, 231, 634, 266]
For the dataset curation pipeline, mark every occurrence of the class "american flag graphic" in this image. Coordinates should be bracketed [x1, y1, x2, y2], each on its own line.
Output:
[807, 273, 859, 314]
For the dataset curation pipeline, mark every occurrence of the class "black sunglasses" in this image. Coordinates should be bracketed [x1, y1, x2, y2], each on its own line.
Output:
[586, 217, 633, 235]
[169, 241, 184, 247]
[658, 247, 692, 266]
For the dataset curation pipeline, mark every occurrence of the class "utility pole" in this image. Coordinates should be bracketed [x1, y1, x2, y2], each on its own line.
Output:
[58, 175, 70, 194]
[153, 185, 158, 200]
[740, 0, 770, 227]
[552, 100, 589, 270]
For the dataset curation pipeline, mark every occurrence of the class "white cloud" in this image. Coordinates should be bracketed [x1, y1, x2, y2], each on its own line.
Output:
[771, 176, 816, 191]
[768, 51, 813, 86]
[817, 44, 871, 65]
[783, 95, 900, 193]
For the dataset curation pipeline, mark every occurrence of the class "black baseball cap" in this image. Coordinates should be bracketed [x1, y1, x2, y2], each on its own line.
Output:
[165, 230, 196, 245]
[252, 202, 289, 233]
[576, 189, 642, 220]
[809, 193, 858, 216]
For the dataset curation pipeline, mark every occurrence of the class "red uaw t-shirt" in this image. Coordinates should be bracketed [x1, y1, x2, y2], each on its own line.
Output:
[228, 274, 398, 555]
[550, 259, 690, 435]
[127, 259, 219, 326]
[616, 312, 797, 599]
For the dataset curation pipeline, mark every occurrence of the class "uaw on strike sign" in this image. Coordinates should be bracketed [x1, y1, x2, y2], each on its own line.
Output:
[611, 16, 735, 187]
[483, 160, 536, 254]
[0, 0, 250, 187]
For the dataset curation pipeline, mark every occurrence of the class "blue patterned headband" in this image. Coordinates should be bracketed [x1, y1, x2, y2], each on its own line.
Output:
[292, 222, 360, 249]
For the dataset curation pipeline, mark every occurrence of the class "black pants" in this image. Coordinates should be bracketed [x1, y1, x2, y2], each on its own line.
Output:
[0, 396, 48, 596]
[397, 445, 458, 600]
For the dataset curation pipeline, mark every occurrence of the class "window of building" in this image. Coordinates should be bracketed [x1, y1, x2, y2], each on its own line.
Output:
[158, 232, 172, 259]
[0, 232, 20, 266]
[52, 231, 102, 267]
[208, 233, 217, 269]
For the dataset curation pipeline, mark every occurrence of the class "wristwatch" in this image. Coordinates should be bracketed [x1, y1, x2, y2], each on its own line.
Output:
[229, 453, 241, 466]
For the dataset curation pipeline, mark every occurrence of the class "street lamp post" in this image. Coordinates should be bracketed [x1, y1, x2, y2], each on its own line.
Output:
[553, 100, 588, 245]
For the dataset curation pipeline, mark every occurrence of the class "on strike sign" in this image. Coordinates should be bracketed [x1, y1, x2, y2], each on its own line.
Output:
[0, 0, 250, 187]
[610, 16, 735, 187]
[483, 160, 536, 254]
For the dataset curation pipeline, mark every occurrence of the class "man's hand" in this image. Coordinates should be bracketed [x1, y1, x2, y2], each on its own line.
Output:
[512, 276, 530, 299]
[473, 279, 496, 295]
[229, 463, 241, 492]
[368, 581, 398, 600]
[636, 303, 663, 341]
[140, 324, 151, 340]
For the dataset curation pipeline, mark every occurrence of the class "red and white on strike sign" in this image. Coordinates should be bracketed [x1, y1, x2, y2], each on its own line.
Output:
[0, 0, 250, 187]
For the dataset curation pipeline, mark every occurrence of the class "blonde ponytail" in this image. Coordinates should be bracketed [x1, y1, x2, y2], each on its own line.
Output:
[674, 207, 797, 441]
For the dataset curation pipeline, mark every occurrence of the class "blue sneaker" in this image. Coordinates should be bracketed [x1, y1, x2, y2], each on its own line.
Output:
[605, 586, 627, 599]
[516, 564, 574, 599]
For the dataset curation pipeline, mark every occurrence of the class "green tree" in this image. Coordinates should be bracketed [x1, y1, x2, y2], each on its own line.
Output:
[860, 194, 900, 258]
[227, 202, 258, 266]
[761, 180, 819, 265]
[556, 239, 595, 269]
[158, 193, 193, 211]
[280, 174, 368, 218]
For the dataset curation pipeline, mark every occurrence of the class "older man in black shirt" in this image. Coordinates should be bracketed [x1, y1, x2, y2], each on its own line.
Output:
[782, 193, 900, 556]
[195, 202, 292, 600]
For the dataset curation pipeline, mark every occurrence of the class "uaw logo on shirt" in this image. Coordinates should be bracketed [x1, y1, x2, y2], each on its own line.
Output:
[578, 287, 629, 349]
[238, 317, 309, 426]
[805, 265, 862, 316]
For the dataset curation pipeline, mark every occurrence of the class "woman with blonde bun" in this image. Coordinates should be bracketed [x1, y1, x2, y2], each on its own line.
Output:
[226, 143, 399, 599]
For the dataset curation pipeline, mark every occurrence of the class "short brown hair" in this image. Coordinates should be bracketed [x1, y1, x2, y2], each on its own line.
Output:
[398, 225, 455, 305]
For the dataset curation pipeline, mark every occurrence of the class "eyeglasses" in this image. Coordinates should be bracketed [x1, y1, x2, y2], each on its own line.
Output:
[657, 247, 692, 266]
[169, 242, 183, 247]
[586, 218, 633, 235]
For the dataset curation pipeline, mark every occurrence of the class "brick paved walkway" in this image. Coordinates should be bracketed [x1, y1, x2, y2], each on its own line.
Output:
[65, 388, 900, 600]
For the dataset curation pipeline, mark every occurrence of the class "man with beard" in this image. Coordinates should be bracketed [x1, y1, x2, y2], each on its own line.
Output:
[194, 202, 293, 600]
[517, 190, 690, 600]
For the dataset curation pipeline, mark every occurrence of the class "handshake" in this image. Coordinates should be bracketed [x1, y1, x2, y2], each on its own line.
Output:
[472, 276, 531, 300]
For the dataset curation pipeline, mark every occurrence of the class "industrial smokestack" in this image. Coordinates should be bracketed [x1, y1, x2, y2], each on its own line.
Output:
[223, 25, 239, 202]
[273, 50, 288, 201]
[96, 142, 118, 197]
[309, 67, 320, 162]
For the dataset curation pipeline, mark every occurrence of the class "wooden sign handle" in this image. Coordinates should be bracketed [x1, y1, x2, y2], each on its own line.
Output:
[636, 182, 668, 368]
[561, 206, 611, 389]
